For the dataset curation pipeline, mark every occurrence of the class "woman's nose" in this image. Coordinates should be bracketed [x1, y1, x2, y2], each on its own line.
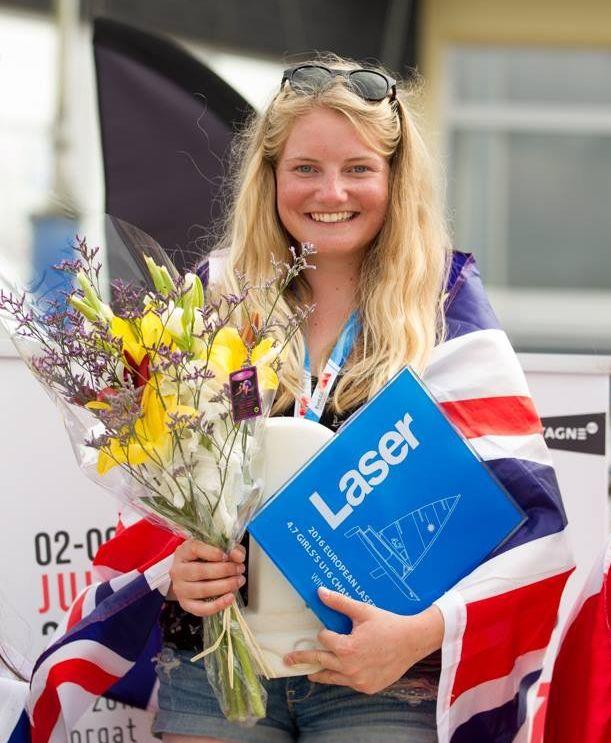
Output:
[316, 173, 349, 204]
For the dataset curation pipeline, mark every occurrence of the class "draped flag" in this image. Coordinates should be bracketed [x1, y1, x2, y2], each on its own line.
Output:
[542, 541, 611, 743]
[26, 515, 182, 743]
[25, 252, 574, 743]
[426, 253, 574, 742]
[1, 678, 31, 743]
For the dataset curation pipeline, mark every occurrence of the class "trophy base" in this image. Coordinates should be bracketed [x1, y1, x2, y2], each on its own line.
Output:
[241, 614, 324, 677]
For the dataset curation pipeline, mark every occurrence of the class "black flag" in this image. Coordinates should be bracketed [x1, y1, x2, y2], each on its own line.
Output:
[93, 17, 255, 277]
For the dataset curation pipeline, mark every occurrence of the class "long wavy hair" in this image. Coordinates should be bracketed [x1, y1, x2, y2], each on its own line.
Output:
[217, 54, 451, 414]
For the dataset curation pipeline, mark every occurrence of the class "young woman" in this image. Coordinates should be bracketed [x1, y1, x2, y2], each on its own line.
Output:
[158, 57, 449, 743]
[27, 55, 571, 743]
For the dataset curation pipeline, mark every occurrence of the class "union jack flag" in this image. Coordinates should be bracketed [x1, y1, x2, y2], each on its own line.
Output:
[25, 252, 574, 742]
[541, 540, 611, 743]
[1, 676, 30, 743]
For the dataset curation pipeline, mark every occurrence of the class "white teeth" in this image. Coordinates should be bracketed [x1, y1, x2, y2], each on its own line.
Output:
[309, 211, 355, 223]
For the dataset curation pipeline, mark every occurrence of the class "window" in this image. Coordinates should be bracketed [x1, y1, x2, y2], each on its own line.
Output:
[444, 47, 611, 352]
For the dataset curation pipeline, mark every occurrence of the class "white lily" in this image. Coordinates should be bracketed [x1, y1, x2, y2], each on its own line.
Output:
[160, 300, 205, 342]
[211, 452, 245, 538]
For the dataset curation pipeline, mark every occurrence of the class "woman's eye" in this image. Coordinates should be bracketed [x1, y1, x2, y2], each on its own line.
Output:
[351, 165, 369, 173]
[296, 164, 314, 173]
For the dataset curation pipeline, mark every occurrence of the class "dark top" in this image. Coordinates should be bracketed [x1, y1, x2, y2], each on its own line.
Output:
[160, 378, 440, 699]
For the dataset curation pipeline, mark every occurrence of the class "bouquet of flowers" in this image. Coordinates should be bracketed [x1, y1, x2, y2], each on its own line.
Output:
[0, 221, 313, 725]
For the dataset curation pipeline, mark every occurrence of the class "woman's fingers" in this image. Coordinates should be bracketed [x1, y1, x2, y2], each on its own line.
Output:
[179, 575, 246, 600]
[178, 560, 245, 582]
[228, 544, 247, 563]
[175, 539, 246, 565]
[169, 540, 249, 617]
[176, 539, 228, 563]
[285, 648, 343, 672]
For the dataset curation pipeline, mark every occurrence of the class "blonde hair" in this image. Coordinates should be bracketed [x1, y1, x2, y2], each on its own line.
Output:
[218, 54, 451, 414]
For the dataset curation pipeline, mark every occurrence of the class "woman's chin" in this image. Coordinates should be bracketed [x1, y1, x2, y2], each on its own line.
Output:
[307, 241, 369, 262]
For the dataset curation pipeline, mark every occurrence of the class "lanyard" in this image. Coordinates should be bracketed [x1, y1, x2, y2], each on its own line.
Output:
[294, 310, 361, 422]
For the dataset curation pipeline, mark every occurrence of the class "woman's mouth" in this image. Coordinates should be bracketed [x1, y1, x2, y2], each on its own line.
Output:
[307, 211, 358, 223]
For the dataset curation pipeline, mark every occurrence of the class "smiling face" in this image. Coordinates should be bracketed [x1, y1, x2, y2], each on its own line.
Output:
[275, 107, 390, 263]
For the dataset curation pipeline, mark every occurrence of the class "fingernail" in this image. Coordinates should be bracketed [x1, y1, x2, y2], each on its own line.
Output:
[284, 655, 294, 666]
[318, 586, 330, 596]
[221, 553, 229, 561]
[237, 564, 246, 574]
[238, 576, 246, 587]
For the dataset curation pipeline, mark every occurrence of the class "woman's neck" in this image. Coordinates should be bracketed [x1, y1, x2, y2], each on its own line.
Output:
[307, 252, 362, 312]
[305, 252, 363, 373]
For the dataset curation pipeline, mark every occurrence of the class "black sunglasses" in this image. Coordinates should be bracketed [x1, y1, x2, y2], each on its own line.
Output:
[281, 64, 397, 102]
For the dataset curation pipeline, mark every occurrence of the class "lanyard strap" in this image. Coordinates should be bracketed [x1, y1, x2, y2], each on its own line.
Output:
[294, 310, 361, 422]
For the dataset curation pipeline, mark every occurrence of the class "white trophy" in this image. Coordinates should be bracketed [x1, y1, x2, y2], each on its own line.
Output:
[243, 417, 333, 677]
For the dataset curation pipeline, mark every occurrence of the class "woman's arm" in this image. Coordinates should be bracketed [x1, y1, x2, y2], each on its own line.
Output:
[284, 586, 444, 694]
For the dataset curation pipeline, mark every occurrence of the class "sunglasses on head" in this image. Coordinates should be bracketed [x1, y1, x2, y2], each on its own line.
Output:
[281, 64, 397, 102]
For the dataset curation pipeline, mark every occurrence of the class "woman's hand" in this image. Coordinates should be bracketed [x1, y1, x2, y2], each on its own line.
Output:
[284, 587, 444, 695]
[168, 539, 246, 617]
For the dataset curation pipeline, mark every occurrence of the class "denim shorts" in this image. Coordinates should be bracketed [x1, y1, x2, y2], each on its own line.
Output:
[152, 646, 438, 742]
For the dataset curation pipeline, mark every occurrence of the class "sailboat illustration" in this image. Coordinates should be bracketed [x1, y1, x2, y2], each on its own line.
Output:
[345, 495, 461, 601]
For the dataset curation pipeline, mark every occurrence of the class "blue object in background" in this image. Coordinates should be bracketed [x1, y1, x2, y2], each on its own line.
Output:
[30, 213, 78, 308]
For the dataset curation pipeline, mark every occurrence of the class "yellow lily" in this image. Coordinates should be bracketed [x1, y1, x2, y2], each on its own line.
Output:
[110, 311, 173, 366]
[202, 327, 279, 390]
[251, 336, 280, 390]
[95, 382, 199, 475]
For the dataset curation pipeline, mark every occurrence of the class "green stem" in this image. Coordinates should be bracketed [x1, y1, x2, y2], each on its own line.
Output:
[230, 607, 266, 719]
[208, 614, 240, 721]
[230, 666, 248, 722]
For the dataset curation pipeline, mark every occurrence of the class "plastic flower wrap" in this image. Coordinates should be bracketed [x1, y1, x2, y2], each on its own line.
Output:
[0, 218, 314, 725]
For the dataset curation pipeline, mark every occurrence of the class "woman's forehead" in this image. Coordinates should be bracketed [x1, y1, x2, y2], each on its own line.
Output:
[280, 108, 384, 160]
